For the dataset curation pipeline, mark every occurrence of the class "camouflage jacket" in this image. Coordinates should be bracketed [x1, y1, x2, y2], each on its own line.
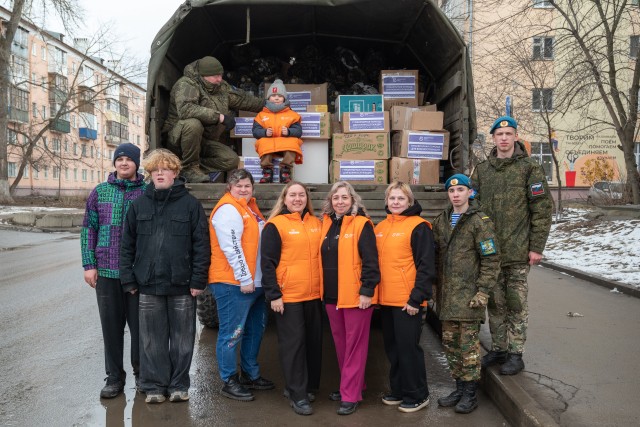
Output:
[433, 205, 500, 321]
[163, 59, 265, 135]
[470, 141, 552, 266]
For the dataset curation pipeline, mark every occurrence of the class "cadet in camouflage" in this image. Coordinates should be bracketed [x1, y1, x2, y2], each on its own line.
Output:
[433, 174, 500, 414]
[163, 56, 265, 182]
[471, 116, 552, 376]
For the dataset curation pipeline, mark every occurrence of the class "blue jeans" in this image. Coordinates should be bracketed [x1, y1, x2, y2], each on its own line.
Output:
[138, 294, 196, 395]
[210, 283, 267, 382]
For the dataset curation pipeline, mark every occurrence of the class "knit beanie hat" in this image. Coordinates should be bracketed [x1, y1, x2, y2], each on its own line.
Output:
[198, 56, 224, 76]
[266, 79, 287, 100]
[113, 142, 141, 170]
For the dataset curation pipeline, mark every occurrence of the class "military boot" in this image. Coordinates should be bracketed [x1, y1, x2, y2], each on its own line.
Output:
[259, 168, 273, 183]
[481, 350, 507, 368]
[500, 353, 525, 375]
[437, 379, 464, 407]
[454, 381, 478, 414]
[280, 165, 292, 184]
[182, 166, 210, 183]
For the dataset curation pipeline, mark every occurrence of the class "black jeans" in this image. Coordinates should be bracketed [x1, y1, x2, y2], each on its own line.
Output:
[380, 305, 429, 402]
[95, 276, 139, 383]
[275, 299, 323, 401]
[138, 294, 196, 395]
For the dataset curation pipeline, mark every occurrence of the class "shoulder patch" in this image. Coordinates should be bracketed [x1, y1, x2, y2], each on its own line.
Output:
[530, 182, 545, 196]
[479, 238, 497, 256]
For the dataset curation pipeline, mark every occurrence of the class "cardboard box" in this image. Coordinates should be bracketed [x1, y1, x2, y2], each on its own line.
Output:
[294, 139, 330, 183]
[380, 70, 419, 110]
[391, 106, 440, 130]
[230, 117, 255, 138]
[330, 160, 388, 184]
[306, 104, 329, 112]
[299, 112, 331, 139]
[261, 83, 328, 113]
[389, 157, 440, 185]
[332, 133, 390, 160]
[410, 111, 444, 131]
[341, 111, 390, 133]
[336, 94, 384, 120]
[392, 130, 450, 160]
[240, 157, 281, 183]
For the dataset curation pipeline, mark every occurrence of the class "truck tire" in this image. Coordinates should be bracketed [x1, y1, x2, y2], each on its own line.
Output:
[196, 287, 219, 328]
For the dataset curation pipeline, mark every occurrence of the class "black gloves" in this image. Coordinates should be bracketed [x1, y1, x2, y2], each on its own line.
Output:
[222, 114, 236, 131]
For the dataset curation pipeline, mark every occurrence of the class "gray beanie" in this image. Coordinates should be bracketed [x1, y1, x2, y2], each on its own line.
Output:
[198, 56, 224, 76]
[266, 79, 287, 100]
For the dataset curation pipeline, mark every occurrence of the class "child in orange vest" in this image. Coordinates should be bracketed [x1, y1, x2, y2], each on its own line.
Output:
[252, 79, 303, 183]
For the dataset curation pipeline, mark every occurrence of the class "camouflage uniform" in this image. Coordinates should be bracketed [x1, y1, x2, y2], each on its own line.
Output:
[471, 140, 552, 354]
[163, 60, 265, 172]
[433, 205, 500, 381]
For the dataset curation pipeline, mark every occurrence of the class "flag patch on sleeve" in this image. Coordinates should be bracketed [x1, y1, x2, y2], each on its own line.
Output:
[530, 182, 545, 196]
[479, 238, 497, 256]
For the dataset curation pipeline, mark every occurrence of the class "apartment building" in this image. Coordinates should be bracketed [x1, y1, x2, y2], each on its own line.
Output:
[440, 0, 640, 188]
[3, 6, 146, 197]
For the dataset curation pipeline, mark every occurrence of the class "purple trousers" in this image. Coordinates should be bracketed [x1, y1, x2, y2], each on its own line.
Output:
[325, 304, 373, 403]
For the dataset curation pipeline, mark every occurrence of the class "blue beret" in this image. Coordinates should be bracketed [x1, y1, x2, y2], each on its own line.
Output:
[489, 116, 517, 134]
[445, 174, 472, 190]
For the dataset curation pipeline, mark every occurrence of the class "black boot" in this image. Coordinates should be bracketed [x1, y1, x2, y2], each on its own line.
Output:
[437, 379, 464, 407]
[455, 381, 478, 414]
[481, 350, 507, 368]
[280, 165, 292, 183]
[500, 353, 525, 375]
[259, 167, 273, 184]
[221, 374, 255, 401]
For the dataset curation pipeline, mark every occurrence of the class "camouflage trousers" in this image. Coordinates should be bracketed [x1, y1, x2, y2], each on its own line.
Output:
[167, 118, 239, 172]
[488, 264, 530, 354]
[442, 321, 481, 381]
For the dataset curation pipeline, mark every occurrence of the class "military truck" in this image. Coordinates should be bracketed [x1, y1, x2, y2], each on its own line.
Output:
[145, 0, 478, 328]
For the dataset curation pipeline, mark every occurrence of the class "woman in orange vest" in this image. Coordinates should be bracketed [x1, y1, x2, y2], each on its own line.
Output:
[261, 181, 323, 416]
[319, 181, 380, 416]
[374, 181, 436, 413]
[208, 169, 274, 402]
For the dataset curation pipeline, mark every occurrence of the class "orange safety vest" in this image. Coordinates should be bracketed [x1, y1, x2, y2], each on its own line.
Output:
[254, 107, 303, 163]
[319, 214, 379, 308]
[208, 193, 264, 285]
[375, 214, 431, 307]
[267, 212, 322, 303]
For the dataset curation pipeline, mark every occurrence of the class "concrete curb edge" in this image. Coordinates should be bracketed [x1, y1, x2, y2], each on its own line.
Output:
[540, 261, 639, 299]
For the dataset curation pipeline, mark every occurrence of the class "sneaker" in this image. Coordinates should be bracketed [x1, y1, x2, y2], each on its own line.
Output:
[328, 390, 341, 401]
[169, 391, 189, 402]
[239, 374, 275, 390]
[337, 401, 359, 416]
[145, 394, 166, 404]
[221, 374, 255, 401]
[289, 398, 313, 415]
[100, 380, 124, 399]
[381, 393, 402, 406]
[398, 396, 430, 413]
[283, 389, 316, 402]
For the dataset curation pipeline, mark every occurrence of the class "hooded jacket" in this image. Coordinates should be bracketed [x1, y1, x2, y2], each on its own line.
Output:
[432, 204, 500, 321]
[252, 106, 304, 163]
[374, 202, 436, 308]
[119, 177, 211, 295]
[471, 140, 552, 266]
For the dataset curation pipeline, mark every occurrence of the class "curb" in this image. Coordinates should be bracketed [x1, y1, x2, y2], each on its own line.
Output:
[540, 261, 640, 298]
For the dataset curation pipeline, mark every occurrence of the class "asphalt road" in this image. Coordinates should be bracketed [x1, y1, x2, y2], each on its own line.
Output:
[0, 229, 507, 426]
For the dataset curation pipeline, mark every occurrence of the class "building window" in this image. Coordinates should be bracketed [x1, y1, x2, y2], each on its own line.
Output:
[31, 72, 36, 84]
[7, 129, 18, 145]
[44, 167, 49, 178]
[41, 46, 46, 60]
[32, 43, 36, 56]
[52, 138, 60, 152]
[73, 143, 78, 156]
[533, 0, 553, 7]
[82, 169, 88, 182]
[32, 102, 37, 118]
[24, 166, 29, 178]
[8, 162, 17, 178]
[532, 88, 554, 111]
[71, 115, 76, 128]
[42, 105, 47, 119]
[53, 167, 60, 179]
[73, 168, 78, 181]
[64, 141, 68, 152]
[631, 36, 640, 59]
[533, 37, 554, 60]
[531, 142, 554, 182]
[33, 167, 38, 179]
[90, 146, 94, 158]
[635, 143, 640, 172]
[81, 144, 87, 157]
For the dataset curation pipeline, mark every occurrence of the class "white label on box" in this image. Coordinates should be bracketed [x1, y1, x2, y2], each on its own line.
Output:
[407, 133, 444, 159]
[347, 112, 385, 132]
[299, 112, 321, 137]
[288, 91, 312, 113]
[339, 160, 375, 181]
[234, 117, 254, 137]
[382, 75, 416, 99]
[243, 157, 280, 183]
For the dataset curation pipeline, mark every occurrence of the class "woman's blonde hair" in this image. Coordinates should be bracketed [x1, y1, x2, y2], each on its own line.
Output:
[321, 181, 368, 217]
[267, 181, 314, 220]
[385, 181, 415, 207]
[142, 149, 181, 180]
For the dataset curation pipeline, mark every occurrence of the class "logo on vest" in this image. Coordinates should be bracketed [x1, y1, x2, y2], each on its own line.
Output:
[342, 233, 354, 239]
[391, 232, 405, 237]
[288, 229, 300, 235]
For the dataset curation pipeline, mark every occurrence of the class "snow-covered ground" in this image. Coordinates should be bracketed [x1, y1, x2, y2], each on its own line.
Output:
[545, 208, 640, 288]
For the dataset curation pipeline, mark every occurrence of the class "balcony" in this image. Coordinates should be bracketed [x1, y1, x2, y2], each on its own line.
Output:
[7, 107, 29, 124]
[79, 128, 97, 140]
[50, 118, 71, 133]
[105, 134, 121, 146]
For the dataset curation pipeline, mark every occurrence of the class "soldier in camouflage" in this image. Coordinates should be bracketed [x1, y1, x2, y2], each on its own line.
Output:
[163, 56, 265, 183]
[433, 174, 500, 414]
[470, 116, 552, 375]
